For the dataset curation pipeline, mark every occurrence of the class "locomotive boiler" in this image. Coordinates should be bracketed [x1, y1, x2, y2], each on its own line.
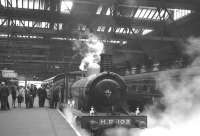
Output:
[70, 72, 128, 112]
[69, 71, 147, 133]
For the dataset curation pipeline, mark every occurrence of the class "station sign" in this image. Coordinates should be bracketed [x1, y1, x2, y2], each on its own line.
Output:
[1, 70, 18, 78]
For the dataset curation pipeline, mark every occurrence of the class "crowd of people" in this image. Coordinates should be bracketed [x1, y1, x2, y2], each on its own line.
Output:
[0, 82, 60, 110]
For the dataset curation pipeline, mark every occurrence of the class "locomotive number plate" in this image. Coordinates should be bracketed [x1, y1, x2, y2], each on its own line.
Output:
[99, 119, 131, 126]
[80, 116, 147, 129]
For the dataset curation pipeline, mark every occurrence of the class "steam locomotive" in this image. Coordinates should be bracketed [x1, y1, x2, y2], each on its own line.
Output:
[68, 71, 147, 134]
[43, 54, 148, 135]
[43, 71, 147, 135]
[43, 64, 200, 135]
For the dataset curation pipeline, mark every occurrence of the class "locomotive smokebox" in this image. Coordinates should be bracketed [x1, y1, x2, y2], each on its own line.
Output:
[100, 54, 112, 72]
[71, 72, 127, 112]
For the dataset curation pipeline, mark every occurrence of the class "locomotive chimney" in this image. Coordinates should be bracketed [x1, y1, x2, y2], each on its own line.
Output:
[100, 54, 112, 72]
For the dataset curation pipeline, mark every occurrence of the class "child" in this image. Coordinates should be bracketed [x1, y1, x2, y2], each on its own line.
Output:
[17, 94, 23, 108]
[17, 87, 24, 108]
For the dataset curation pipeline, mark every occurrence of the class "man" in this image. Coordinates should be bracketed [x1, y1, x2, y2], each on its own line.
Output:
[25, 86, 31, 108]
[0, 82, 9, 110]
[11, 85, 17, 108]
[0, 83, 2, 109]
[48, 85, 54, 108]
[30, 84, 37, 107]
[37, 85, 46, 107]
[52, 87, 60, 109]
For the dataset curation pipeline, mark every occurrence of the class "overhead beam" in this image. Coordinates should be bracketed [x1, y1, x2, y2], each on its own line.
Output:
[73, 0, 200, 11]
[0, 7, 164, 29]
[0, 53, 47, 58]
[0, 62, 14, 65]
[0, 38, 72, 48]
[0, 26, 59, 37]
[0, 53, 73, 61]
[152, 12, 200, 37]
[3, 59, 78, 64]
[114, 49, 144, 54]
[0, 44, 50, 49]
[0, 25, 181, 42]
[96, 32, 182, 42]
[119, 0, 200, 11]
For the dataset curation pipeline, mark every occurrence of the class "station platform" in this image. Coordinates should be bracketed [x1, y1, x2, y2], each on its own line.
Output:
[0, 96, 77, 136]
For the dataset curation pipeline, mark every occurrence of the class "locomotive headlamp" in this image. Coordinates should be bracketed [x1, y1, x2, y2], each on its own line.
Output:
[90, 106, 95, 116]
[135, 107, 140, 116]
[104, 89, 112, 98]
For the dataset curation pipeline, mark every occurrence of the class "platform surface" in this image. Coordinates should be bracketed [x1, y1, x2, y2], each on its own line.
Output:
[0, 96, 77, 136]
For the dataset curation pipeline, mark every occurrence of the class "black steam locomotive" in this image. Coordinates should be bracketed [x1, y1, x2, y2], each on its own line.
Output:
[43, 54, 148, 135]
[43, 71, 147, 134]
[69, 71, 147, 133]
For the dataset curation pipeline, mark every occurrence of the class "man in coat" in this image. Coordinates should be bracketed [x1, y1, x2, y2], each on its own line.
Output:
[0, 82, 9, 110]
[25, 86, 33, 108]
[37, 85, 47, 107]
[30, 84, 37, 106]
[52, 87, 60, 109]
[11, 85, 17, 108]
[0, 83, 2, 109]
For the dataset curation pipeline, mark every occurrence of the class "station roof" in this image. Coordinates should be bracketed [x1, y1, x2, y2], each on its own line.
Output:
[0, 0, 199, 80]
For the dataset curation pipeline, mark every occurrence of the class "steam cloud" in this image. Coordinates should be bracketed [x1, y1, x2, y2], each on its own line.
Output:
[71, 35, 200, 135]
[64, 31, 105, 136]
[73, 30, 104, 73]
[184, 37, 200, 66]
[63, 108, 90, 136]
[105, 37, 200, 136]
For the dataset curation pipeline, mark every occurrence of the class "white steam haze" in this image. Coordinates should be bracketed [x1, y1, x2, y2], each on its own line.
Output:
[184, 37, 200, 66]
[105, 37, 200, 136]
[64, 31, 105, 136]
[63, 108, 90, 136]
[73, 31, 104, 74]
[71, 33, 200, 135]
[63, 108, 78, 134]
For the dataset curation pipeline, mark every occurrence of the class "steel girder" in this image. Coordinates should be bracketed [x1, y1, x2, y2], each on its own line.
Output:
[0, 25, 181, 42]
[0, 7, 163, 29]
[73, 0, 200, 11]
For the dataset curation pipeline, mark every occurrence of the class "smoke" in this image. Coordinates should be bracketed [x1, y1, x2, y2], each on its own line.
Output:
[63, 107, 90, 136]
[184, 37, 200, 56]
[73, 30, 104, 73]
[68, 36, 200, 136]
[135, 69, 200, 136]
[184, 37, 200, 66]
[104, 37, 200, 136]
